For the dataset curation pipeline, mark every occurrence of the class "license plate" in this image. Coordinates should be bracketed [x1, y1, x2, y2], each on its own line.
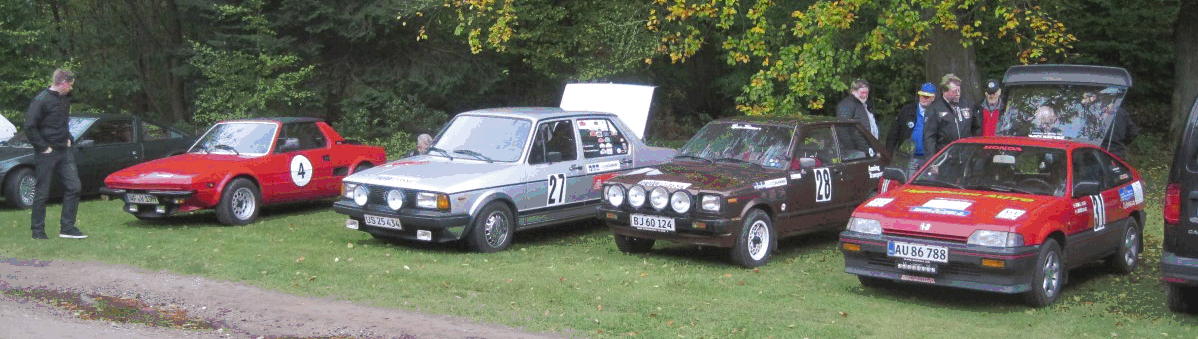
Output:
[126, 193, 158, 205]
[630, 214, 675, 232]
[364, 215, 402, 230]
[887, 241, 948, 263]
[345, 219, 359, 230]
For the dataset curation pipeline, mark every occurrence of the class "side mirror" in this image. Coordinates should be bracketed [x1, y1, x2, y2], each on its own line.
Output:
[277, 138, 300, 153]
[789, 157, 819, 170]
[1072, 181, 1101, 197]
[882, 167, 907, 184]
[547, 151, 563, 163]
[77, 139, 95, 148]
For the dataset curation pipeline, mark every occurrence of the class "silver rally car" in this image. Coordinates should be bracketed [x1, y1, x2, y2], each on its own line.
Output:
[335, 87, 675, 252]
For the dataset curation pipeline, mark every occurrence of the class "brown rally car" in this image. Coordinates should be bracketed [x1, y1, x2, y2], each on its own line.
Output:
[598, 116, 890, 267]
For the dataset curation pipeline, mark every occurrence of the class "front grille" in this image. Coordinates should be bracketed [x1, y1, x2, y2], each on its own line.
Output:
[363, 185, 416, 207]
[864, 252, 981, 276]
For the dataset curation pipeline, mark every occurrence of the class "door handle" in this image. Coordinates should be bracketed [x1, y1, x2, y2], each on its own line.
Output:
[569, 164, 584, 171]
[620, 158, 633, 165]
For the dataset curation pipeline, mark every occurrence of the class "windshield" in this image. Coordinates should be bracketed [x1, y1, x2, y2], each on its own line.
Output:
[431, 115, 531, 162]
[3, 117, 97, 148]
[677, 122, 793, 169]
[912, 143, 1067, 197]
[997, 84, 1127, 145]
[188, 122, 277, 156]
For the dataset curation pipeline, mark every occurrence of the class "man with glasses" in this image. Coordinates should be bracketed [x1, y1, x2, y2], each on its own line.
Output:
[924, 73, 976, 154]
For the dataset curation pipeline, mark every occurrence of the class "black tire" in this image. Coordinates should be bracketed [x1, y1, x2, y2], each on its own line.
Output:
[215, 178, 261, 225]
[1106, 218, 1141, 274]
[352, 162, 373, 174]
[3, 167, 36, 209]
[1167, 283, 1192, 313]
[614, 234, 655, 253]
[730, 209, 776, 268]
[858, 275, 889, 288]
[466, 203, 514, 253]
[1024, 239, 1064, 307]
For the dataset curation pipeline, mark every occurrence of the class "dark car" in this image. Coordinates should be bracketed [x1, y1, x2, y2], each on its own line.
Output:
[1164, 95, 1198, 312]
[0, 114, 194, 209]
[598, 116, 890, 267]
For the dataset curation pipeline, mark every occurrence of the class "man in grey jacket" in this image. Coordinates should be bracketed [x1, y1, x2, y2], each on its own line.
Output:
[24, 69, 85, 240]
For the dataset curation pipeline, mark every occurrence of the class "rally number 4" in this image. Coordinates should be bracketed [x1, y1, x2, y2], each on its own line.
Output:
[547, 173, 567, 205]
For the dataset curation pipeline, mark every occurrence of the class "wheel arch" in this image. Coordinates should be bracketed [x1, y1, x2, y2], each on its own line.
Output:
[467, 191, 519, 232]
[1, 164, 34, 193]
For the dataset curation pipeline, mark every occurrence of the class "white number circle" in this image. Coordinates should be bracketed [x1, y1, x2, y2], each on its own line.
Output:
[290, 155, 313, 187]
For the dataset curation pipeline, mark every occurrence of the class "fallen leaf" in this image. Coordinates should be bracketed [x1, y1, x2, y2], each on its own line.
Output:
[559, 277, 566, 282]
[295, 257, 305, 263]
[753, 269, 760, 273]
[598, 305, 603, 310]
[308, 276, 316, 281]
[839, 311, 848, 317]
[724, 273, 732, 278]
[667, 320, 674, 326]
[738, 281, 745, 285]
[347, 242, 355, 249]
[641, 272, 649, 277]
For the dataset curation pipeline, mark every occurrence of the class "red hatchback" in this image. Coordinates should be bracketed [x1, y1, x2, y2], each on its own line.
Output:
[101, 117, 385, 225]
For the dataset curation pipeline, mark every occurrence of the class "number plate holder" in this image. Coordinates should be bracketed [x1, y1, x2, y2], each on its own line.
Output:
[126, 193, 158, 205]
[887, 241, 949, 263]
[364, 214, 402, 230]
[630, 214, 675, 232]
[896, 260, 939, 274]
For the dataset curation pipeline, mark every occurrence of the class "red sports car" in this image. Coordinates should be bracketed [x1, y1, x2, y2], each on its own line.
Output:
[101, 117, 385, 225]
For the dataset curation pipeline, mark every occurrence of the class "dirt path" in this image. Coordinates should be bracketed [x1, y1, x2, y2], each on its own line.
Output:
[0, 256, 566, 339]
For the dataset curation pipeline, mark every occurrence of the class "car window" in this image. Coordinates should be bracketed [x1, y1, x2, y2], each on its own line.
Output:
[997, 84, 1128, 145]
[189, 122, 277, 156]
[796, 126, 838, 166]
[278, 122, 326, 152]
[578, 118, 629, 158]
[1097, 150, 1133, 188]
[433, 115, 531, 162]
[913, 143, 1067, 196]
[3, 117, 96, 148]
[141, 121, 173, 141]
[678, 122, 793, 169]
[834, 124, 876, 161]
[87, 119, 134, 145]
[529, 120, 578, 164]
[1072, 149, 1106, 186]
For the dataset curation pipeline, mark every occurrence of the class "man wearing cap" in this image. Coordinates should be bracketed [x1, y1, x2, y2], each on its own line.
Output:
[924, 73, 976, 154]
[974, 78, 1003, 136]
[887, 83, 937, 177]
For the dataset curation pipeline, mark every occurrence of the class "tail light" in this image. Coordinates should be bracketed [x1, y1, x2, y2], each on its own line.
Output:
[1165, 183, 1181, 225]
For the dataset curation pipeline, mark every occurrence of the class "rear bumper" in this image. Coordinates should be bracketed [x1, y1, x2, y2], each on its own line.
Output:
[1162, 252, 1198, 286]
[840, 231, 1040, 294]
[333, 200, 472, 243]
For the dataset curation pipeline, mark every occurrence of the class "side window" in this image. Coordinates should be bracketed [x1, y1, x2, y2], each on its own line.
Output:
[88, 119, 134, 145]
[834, 124, 875, 161]
[794, 126, 839, 166]
[1099, 151, 1133, 188]
[280, 122, 326, 152]
[141, 121, 171, 141]
[1071, 149, 1105, 186]
[528, 120, 578, 165]
[578, 118, 629, 158]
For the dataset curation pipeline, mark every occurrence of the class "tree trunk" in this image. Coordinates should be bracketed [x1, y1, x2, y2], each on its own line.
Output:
[1171, 0, 1198, 147]
[924, 27, 981, 106]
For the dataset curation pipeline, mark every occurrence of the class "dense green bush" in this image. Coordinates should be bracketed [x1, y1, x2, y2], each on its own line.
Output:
[335, 93, 449, 159]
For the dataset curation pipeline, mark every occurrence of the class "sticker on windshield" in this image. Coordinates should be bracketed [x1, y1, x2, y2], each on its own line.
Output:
[996, 208, 1026, 220]
[753, 178, 787, 190]
[290, 155, 313, 187]
[868, 165, 882, 179]
[814, 168, 832, 202]
[586, 160, 621, 174]
[730, 123, 761, 130]
[547, 173, 567, 205]
[638, 180, 691, 190]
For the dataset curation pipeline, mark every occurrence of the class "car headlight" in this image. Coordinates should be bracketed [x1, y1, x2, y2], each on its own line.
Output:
[385, 189, 404, 210]
[342, 182, 357, 199]
[700, 195, 721, 212]
[352, 185, 369, 206]
[650, 187, 669, 210]
[670, 191, 691, 213]
[417, 192, 450, 210]
[605, 185, 625, 207]
[967, 230, 1025, 248]
[628, 185, 646, 208]
[846, 217, 882, 235]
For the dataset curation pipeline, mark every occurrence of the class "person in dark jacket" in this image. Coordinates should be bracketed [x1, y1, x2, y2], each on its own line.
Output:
[974, 78, 1003, 136]
[1101, 105, 1140, 160]
[24, 69, 85, 239]
[924, 73, 977, 154]
[836, 79, 879, 151]
[887, 83, 937, 177]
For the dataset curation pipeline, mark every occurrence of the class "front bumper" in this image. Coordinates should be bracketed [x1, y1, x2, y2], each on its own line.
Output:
[333, 200, 472, 243]
[839, 231, 1040, 294]
[1162, 252, 1198, 286]
[598, 205, 736, 247]
[99, 187, 197, 219]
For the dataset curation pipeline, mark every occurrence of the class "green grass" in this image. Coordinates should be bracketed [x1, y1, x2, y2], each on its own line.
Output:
[3, 146, 1198, 338]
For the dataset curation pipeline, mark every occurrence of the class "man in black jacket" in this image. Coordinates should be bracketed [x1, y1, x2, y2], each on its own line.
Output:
[887, 83, 937, 176]
[24, 69, 85, 239]
[924, 73, 976, 154]
[1101, 105, 1140, 160]
[836, 79, 878, 153]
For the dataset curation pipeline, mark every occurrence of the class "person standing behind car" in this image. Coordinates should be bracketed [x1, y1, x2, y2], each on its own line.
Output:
[887, 83, 937, 176]
[405, 133, 433, 157]
[24, 69, 85, 240]
[1101, 104, 1140, 160]
[924, 73, 976, 154]
[836, 78, 879, 140]
[974, 78, 1003, 136]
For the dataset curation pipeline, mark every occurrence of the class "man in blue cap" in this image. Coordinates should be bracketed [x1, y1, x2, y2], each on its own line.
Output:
[886, 83, 937, 177]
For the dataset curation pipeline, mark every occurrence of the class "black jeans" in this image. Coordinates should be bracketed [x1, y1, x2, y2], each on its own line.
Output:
[31, 148, 81, 235]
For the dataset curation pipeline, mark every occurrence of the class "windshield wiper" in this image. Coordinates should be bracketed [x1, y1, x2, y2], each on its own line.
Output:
[673, 154, 713, 164]
[213, 144, 239, 156]
[714, 157, 762, 168]
[911, 179, 962, 189]
[966, 184, 1034, 195]
[453, 149, 493, 163]
[427, 146, 452, 160]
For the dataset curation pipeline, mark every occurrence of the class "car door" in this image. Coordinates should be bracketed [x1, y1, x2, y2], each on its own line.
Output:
[139, 119, 188, 160]
[1068, 148, 1121, 263]
[75, 118, 141, 193]
[833, 123, 885, 203]
[576, 117, 633, 201]
[785, 125, 846, 229]
[272, 122, 336, 202]
[519, 119, 586, 227]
